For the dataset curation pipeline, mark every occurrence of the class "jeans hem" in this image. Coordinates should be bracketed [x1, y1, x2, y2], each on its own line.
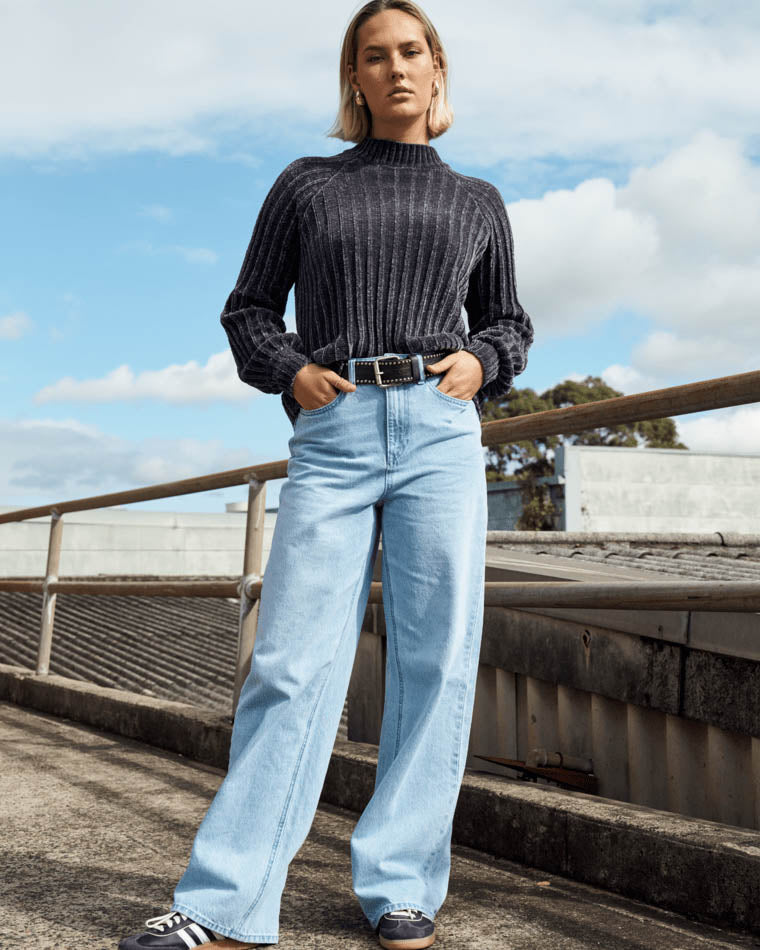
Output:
[368, 901, 437, 932]
[170, 901, 279, 943]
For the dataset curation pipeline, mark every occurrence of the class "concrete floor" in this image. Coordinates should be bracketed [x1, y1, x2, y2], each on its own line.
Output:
[1, 701, 758, 950]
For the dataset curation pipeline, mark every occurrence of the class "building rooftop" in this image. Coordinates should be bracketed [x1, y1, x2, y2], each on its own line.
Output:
[2, 532, 757, 719]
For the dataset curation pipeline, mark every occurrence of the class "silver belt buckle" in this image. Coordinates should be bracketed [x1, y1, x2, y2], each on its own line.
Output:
[373, 356, 393, 387]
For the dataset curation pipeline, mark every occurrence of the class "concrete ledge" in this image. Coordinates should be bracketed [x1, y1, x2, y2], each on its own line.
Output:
[0, 663, 233, 768]
[2, 663, 759, 934]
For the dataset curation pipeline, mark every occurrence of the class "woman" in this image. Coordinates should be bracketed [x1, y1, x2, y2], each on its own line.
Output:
[120, 2, 533, 948]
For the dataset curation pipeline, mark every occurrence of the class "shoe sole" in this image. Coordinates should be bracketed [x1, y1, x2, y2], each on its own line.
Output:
[378, 933, 435, 949]
[213, 941, 262, 948]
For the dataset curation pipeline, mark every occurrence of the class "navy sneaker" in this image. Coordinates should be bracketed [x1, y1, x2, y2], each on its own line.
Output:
[376, 908, 436, 948]
[118, 910, 259, 948]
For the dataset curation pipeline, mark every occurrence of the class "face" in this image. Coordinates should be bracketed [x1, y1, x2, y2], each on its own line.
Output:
[348, 8, 440, 136]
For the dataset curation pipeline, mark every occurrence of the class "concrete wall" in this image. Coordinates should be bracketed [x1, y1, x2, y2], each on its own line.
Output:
[0, 505, 278, 578]
[556, 444, 760, 533]
[348, 547, 760, 831]
[1, 484, 555, 574]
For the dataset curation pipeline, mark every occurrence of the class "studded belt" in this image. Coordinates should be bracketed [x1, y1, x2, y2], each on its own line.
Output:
[326, 350, 458, 387]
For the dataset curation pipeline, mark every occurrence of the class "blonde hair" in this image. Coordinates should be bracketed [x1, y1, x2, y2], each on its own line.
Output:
[325, 0, 454, 143]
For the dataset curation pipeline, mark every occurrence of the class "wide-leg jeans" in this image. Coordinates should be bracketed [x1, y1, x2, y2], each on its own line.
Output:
[171, 353, 488, 944]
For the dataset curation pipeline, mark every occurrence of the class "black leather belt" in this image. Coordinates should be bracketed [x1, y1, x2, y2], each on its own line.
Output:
[327, 350, 457, 387]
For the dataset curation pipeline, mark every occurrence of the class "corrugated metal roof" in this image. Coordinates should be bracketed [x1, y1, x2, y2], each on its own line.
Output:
[0, 590, 239, 710]
[563, 549, 760, 580]
[485, 538, 760, 581]
[0, 588, 350, 737]
[3, 534, 758, 728]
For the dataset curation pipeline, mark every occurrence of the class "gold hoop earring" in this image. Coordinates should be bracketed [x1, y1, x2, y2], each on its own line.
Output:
[355, 89, 365, 106]
[432, 81, 439, 97]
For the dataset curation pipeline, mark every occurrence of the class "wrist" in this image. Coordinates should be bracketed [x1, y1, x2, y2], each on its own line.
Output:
[462, 341, 499, 389]
[279, 355, 312, 399]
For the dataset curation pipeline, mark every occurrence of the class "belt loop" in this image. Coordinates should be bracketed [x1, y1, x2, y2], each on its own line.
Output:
[347, 358, 356, 385]
[413, 354, 425, 383]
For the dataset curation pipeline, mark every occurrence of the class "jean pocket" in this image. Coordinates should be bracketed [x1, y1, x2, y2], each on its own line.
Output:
[298, 390, 347, 416]
[429, 380, 472, 408]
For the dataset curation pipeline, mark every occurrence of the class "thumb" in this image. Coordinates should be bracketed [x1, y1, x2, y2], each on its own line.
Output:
[326, 370, 357, 392]
[425, 353, 458, 373]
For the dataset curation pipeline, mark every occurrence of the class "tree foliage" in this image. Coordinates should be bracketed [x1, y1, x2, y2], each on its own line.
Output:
[480, 375, 688, 530]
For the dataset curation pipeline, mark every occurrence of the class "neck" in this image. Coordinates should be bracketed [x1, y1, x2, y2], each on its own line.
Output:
[352, 135, 444, 168]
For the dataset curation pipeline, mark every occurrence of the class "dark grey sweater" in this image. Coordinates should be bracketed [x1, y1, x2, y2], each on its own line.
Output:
[220, 135, 534, 427]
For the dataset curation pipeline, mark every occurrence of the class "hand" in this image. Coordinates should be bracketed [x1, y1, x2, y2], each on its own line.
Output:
[293, 362, 357, 411]
[424, 350, 483, 399]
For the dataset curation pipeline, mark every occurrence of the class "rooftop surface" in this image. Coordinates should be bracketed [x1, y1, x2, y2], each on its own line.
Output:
[2, 700, 757, 949]
[2, 534, 758, 716]
[489, 532, 760, 581]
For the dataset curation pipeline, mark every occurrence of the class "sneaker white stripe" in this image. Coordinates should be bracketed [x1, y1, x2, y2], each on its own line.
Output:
[178, 928, 197, 948]
[188, 922, 211, 944]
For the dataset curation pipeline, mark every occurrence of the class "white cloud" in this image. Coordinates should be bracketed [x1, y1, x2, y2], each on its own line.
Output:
[138, 203, 173, 222]
[34, 350, 252, 405]
[0, 417, 253, 500]
[676, 405, 760, 455]
[616, 131, 760, 340]
[119, 239, 218, 265]
[509, 177, 659, 333]
[513, 129, 760, 387]
[628, 331, 750, 379]
[174, 246, 218, 265]
[601, 364, 659, 395]
[0, 2, 758, 165]
[171, 245, 217, 265]
[0, 311, 34, 340]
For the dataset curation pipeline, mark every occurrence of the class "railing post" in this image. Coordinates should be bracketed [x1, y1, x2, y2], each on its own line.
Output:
[232, 477, 266, 717]
[36, 508, 64, 675]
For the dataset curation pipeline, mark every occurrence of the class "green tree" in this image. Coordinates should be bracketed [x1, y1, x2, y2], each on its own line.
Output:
[480, 375, 688, 530]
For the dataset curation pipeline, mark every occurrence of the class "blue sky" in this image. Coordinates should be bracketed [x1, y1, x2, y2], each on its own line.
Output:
[1, 1, 759, 513]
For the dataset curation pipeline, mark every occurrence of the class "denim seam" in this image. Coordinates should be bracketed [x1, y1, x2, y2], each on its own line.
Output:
[420, 515, 485, 883]
[383, 545, 405, 758]
[235, 546, 369, 930]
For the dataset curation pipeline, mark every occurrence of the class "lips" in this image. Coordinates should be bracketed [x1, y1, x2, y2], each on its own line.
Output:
[389, 88, 412, 96]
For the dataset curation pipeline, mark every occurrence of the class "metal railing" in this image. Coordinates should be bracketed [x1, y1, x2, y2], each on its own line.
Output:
[1, 368, 759, 715]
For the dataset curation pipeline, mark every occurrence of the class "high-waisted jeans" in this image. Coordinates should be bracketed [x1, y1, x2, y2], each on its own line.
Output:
[171, 353, 488, 943]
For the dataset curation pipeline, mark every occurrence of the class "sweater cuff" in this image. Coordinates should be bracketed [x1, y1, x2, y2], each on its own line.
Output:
[462, 340, 500, 389]
[272, 349, 312, 398]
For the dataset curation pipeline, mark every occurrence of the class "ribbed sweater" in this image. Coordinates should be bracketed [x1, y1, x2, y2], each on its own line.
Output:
[220, 135, 534, 427]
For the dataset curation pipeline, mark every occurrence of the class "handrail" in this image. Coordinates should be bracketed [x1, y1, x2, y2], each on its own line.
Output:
[2, 368, 758, 526]
[0, 459, 289, 525]
[482, 368, 760, 443]
[2, 366, 759, 714]
[2, 577, 759, 611]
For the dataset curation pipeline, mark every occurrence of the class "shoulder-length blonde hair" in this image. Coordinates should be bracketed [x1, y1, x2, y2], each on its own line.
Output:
[325, 0, 454, 143]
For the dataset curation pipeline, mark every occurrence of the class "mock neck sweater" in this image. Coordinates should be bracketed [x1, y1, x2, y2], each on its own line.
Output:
[220, 134, 534, 428]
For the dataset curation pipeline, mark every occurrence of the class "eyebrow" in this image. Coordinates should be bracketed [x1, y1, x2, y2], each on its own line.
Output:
[362, 40, 421, 52]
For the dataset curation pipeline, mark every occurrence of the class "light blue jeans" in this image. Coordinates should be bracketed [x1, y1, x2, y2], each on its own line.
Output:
[171, 353, 488, 943]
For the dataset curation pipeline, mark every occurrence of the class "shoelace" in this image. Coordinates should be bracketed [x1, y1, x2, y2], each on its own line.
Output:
[387, 908, 421, 920]
[145, 911, 189, 932]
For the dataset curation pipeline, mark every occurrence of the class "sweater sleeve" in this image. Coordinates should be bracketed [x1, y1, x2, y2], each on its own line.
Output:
[462, 182, 534, 401]
[220, 161, 311, 397]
